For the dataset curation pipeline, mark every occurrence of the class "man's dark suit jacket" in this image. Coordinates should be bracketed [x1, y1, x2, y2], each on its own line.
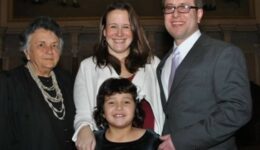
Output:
[156, 34, 252, 150]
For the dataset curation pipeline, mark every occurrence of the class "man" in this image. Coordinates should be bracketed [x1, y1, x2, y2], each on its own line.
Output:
[157, 0, 252, 149]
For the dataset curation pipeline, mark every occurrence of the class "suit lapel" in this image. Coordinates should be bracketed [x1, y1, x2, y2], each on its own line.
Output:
[169, 35, 207, 98]
[157, 47, 173, 109]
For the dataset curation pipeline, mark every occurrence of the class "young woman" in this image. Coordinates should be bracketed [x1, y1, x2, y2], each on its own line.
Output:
[73, 2, 164, 149]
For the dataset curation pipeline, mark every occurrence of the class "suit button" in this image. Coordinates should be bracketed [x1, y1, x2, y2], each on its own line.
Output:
[166, 114, 169, 119]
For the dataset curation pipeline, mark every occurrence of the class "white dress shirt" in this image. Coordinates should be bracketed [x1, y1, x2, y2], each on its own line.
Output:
[161, 30, 201, 99]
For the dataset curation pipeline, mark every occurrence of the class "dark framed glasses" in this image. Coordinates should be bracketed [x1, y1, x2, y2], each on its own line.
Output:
[163, 5, 199, 14]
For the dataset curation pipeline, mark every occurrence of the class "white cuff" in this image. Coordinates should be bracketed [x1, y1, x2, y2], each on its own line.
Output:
[72, 123, 94, 142]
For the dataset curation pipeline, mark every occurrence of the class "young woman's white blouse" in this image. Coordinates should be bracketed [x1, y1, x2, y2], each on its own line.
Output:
[72, 56, 165, 141]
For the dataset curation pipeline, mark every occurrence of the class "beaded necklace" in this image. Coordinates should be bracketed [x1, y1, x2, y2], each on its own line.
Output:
[26, 62, 66, 120]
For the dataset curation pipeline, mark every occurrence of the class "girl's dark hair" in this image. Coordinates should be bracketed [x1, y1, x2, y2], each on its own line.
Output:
[93, 1, 153, 74]
[20, 16, 64, 52]
[93, 78, 144, 129]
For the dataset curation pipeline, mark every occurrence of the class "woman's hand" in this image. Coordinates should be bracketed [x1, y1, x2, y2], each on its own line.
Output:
[75, 126, 96, 150]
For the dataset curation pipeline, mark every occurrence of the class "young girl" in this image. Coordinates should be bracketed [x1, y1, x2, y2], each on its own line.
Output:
[93, 78, 161, 150]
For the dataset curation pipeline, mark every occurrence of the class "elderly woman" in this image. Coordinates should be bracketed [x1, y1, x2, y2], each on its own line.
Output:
[2, 16, 76, 150]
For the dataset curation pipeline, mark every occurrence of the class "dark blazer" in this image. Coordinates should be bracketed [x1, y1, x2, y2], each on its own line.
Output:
[1, 66, 76, 150]
[0, 71, 9, 149]
[156, 34, 252, 150]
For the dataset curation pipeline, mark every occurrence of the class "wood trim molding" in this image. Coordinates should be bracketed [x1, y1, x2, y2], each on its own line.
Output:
[0, 0, 257, 28]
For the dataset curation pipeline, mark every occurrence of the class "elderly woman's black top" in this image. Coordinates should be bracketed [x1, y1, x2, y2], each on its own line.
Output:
[0, 66, 76, 150]
[94, 129, 161, 150]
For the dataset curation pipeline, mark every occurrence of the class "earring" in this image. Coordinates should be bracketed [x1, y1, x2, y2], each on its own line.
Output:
[102, 39, 107, 47]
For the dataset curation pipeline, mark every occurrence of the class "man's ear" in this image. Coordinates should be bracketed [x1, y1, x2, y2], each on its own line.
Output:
[197, 8, 204, 23]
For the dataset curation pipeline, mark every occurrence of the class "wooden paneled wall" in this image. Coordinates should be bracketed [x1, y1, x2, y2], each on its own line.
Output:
[0, 23, 260, 85]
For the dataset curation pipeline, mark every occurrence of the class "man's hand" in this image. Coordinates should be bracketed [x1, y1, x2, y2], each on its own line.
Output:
[158, 134, 176, 150]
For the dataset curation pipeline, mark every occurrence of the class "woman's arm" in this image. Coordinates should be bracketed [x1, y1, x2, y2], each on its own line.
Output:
[72, 59, 97, 149]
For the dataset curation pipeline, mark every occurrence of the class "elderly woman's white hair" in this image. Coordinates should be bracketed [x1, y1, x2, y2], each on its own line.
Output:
[20, 16, 64, 53]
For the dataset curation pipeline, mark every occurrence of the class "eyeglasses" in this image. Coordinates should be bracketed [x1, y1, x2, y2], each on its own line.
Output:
[163, 5, 199, 14]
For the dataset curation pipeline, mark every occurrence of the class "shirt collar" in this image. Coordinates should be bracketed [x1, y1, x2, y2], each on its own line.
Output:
[173, 30, 201, 57]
